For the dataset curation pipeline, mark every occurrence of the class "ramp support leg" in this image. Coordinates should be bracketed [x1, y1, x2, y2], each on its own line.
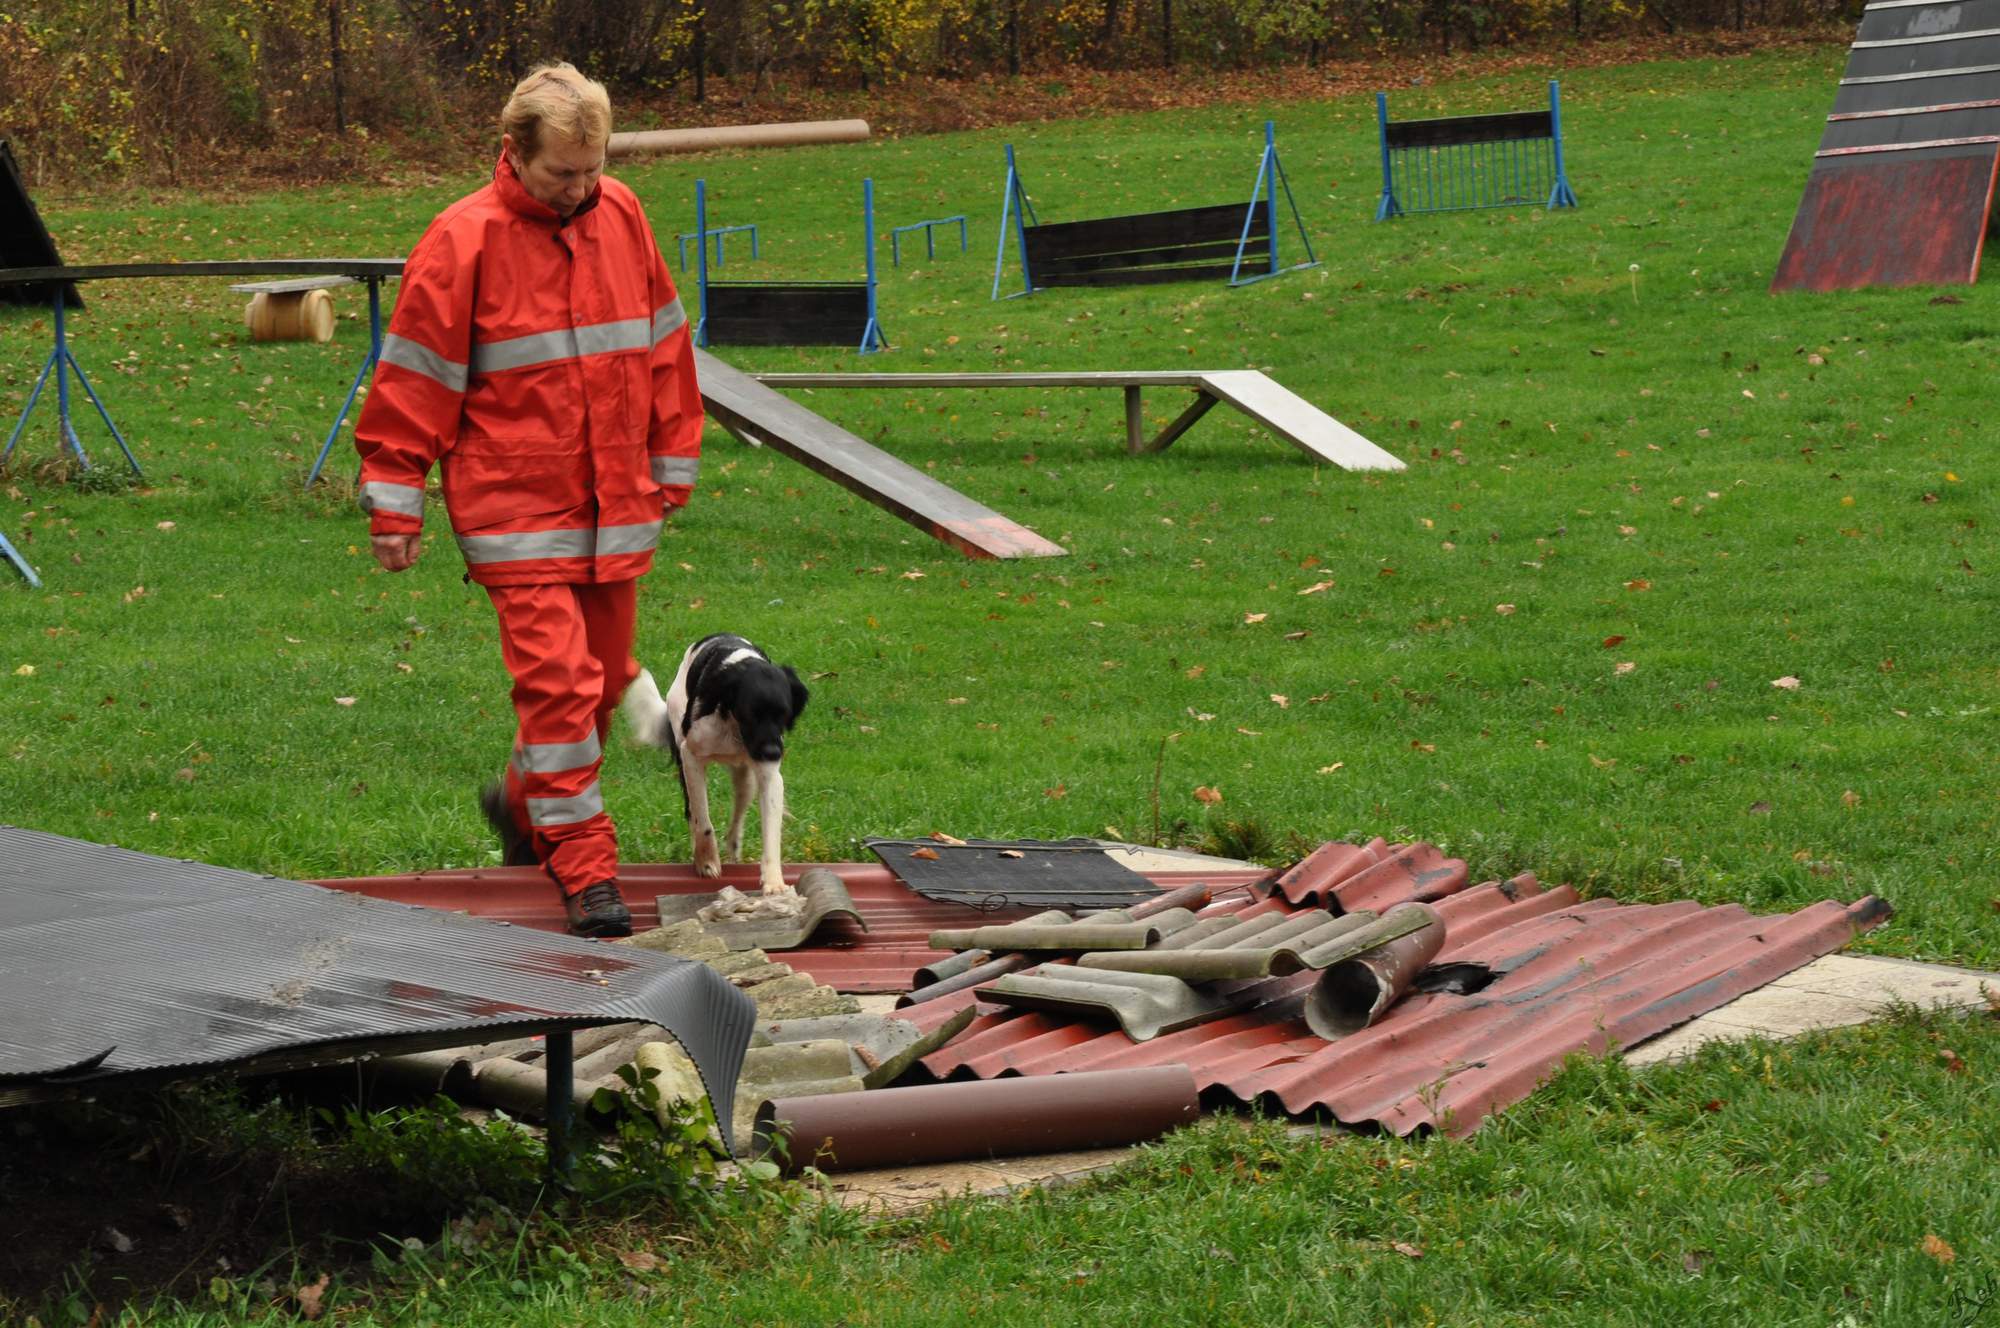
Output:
[545, 1028, 576, 1183]
[1147, 391, 1220, 454]
[1124, 386, 1145, 455]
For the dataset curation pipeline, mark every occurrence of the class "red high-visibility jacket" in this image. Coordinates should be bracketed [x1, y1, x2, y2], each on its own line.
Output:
[354, 153, 701, 586]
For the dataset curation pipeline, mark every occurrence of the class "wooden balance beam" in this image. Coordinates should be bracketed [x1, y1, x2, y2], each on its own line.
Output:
[747, 369, 1405, 472]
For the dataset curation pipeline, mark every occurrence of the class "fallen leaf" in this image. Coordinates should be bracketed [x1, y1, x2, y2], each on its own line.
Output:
[1192, 785, 1223, 805]
[909, 847, 940, 861]
[998, 849, 1024, 859]
[12, 664, 32, 677]
[1602, 635, 1626, 648]
[1624, 578, 1651, 592]
[296, 1273, 332, 1320]
[1044, 783, 1067, 799]
[1185, 664, 1206, 679]
[1841, 790, 1860, 808]
[1187, 708, 1215, 722]
[900, 570, 925, 580]
[122, 585, 147, 604]
[929, 831, 967, 846]
[1284, 630, 1311, 641]
[1619, 525, 1637, 536]
[1390, 1242, 1423, 1259]
[1588, 754, 1616, 769]
[1702, 1098, 1725, 1112]
[1243, 612, 1268, 624]
[947, 696, 968, 705]
[1318, 762, 1345, 774]
[1922, 1233, 1956, 1265]
[1681, 1251, 1711, 1275]
[1410, 740, 1435, 753]
[1771, 676, 1801, 690]
[333, 696, 356, 707]
[1939, 1048, 1966, 1074]
[1494, 603, 1516, 615]
[1270, 694, 1289, 708]
[1297, 579, 1335, 596]
[155, 521, 176, 532]
[1236, 727, 1262, 736]
[1614, 661, 1636, 675]
[616, 1250, 661, 1273]
[1749, 801, 1772, 814]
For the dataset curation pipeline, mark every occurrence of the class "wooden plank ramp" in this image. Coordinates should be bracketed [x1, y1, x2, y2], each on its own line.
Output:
[750, 369, 1406, 473]
[695, 349, 1066, 561]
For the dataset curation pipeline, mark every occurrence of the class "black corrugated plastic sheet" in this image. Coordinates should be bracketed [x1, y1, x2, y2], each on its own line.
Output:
[0, 826, 756, 1152]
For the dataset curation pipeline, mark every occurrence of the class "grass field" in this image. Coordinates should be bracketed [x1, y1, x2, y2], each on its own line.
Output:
[3, 38, 1998, 1325]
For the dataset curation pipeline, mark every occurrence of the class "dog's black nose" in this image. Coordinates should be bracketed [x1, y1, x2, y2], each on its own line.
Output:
[753, 741, 784, 763]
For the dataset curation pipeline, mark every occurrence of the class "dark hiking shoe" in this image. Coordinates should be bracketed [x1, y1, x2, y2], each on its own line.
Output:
[479, 780, 538, 868]
[564, 880, 633, 938]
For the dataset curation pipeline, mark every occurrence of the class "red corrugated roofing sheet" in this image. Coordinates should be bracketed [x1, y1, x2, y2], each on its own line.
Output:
[901, 858, 1889, 1136]
[311, 863, 1275, 994]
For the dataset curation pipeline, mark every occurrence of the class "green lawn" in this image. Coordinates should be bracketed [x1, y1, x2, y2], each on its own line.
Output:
[4, 39, 1998, 1325]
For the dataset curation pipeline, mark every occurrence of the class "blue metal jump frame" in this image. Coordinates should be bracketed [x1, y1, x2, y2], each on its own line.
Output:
[1377, 80, 1578, 220]
[858, 178, 886, 355]
[1546, 81, 1579, 210]
[3, 289, 143, 479]
[0, 526, 38, 587]
[696, 178, 885, 354]
[890, 215, 968, 266]
[991, 144, 1040, 300]
[304, 276, 387, 488]
[676, 223, 760, 271]
[1229, 121, 1320, 287]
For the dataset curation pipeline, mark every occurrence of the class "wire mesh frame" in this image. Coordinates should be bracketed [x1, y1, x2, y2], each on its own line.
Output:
[1376, 80, 1580, 220]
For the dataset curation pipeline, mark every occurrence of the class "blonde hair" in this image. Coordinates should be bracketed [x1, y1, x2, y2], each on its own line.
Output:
[500, 62, 611, 159]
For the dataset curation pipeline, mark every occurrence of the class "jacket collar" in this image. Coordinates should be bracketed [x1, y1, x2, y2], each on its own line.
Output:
[493, 150, 603, 226]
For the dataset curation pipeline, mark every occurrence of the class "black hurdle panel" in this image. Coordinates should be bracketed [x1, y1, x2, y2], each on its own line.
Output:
[1383, 109, 1553, 151]
[1023, 203, 1269, 286]
[0, 141, 80, 309]
[702, 281, 873, 347]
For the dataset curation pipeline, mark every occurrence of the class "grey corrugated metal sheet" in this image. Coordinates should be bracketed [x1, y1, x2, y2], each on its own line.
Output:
[902, 854, 1890, 1136]
[0, 826, 756, 1150]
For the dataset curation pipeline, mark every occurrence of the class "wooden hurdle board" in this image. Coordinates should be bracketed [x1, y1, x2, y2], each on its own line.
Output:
[996, 122, 1317, 296]
[1772, 0, 2000, 292]
[1021, 204, 1272, 288]
[1375, 80, 1579, 219]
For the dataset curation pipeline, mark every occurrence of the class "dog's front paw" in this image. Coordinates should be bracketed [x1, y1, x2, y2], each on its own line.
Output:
[693, 840, 723, 878]
[759, 870, 795, 897]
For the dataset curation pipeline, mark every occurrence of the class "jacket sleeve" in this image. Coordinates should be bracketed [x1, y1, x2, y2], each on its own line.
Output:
[642, 214, 703, 512]
[353, 220, 476, 537]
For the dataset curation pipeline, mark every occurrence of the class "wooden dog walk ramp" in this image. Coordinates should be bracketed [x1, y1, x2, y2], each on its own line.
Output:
[748, 368, 1404, 472]
[695, 349, 1066, 560]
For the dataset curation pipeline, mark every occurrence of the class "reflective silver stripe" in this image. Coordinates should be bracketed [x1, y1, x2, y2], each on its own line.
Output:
[358, 481, 425, 517]
[652, 298, 687, 345]
[379, 334, 468, 392]
[457, 521, 660, 565]
[526, 783, 604, 826]
[652, 456, 699, 486]
[513, 734, 603, 775]
[471, 317, 652, 375]
[596, 520, 662, 557]
[457, 527, 595, 565]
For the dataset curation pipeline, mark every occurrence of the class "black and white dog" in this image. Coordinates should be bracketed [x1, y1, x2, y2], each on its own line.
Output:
[623, 633, 809, 896]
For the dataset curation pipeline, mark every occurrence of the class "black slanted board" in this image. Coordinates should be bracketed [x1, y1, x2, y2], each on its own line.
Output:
[0, 142, 80, 310]
[1384, 109, 1553, 151]
[867, 836, 1166, 910]
[1022, 202, 1271, 288]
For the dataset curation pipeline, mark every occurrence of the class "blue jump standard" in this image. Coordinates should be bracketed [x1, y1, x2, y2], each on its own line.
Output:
[2, 289, 143, 479]
[676, 223, 760, 271]
[303, 275, 387, 487]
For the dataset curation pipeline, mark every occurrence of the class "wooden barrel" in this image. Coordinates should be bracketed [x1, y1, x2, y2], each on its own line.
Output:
[244, 289, 335, 343]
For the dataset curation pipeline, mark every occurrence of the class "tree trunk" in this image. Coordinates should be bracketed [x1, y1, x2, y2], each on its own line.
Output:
[1161, 0, 1172, 67]
[1006, 0, 1021, 75]
[328, 0, 346, 135]
[694, 16, 706, 102]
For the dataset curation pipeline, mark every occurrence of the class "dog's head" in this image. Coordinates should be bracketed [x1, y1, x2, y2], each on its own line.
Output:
[729, 661, 809, 763]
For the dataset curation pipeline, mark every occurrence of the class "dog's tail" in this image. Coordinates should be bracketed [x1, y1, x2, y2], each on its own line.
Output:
[622, 667, 672, 749]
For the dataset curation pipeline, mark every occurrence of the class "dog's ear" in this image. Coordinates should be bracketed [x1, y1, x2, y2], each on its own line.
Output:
[783, 666, 809, 727]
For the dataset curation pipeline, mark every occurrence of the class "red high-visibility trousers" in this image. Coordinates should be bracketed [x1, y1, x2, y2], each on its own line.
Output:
[487, 580, 639, 896]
